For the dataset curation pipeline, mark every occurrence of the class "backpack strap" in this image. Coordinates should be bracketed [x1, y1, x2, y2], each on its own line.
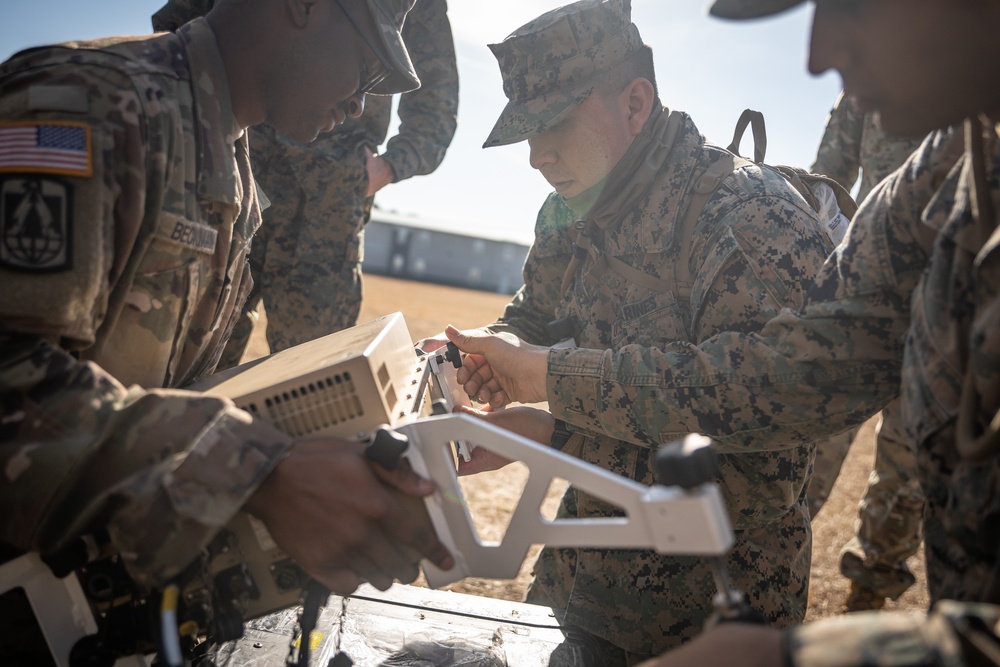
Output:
[560, 152, 749, 302]
[598, 253, 674, 292]
[671, 153, 743, 299]
[558, 120, 757, 301]
[560, 219, 679, 296]
[727, 108, 767, 163]
[559, 218, 589, 297]
[589, 152, 748, 299]
[666, 106, 767, 298]
[769, 165, 859, 221]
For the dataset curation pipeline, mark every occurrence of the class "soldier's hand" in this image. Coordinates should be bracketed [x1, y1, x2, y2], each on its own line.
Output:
[244, 438, 453, 595]
[364, 147, 396, 197]
[634, 624, 785, 667]
[414, 332, 448, 353]
[455, 405, 555, 475]
[445, 325, 548, 407]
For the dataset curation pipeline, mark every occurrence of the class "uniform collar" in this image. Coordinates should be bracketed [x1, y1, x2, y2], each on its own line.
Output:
[572, 105, 685, 234]
[177, 18, 243, 206]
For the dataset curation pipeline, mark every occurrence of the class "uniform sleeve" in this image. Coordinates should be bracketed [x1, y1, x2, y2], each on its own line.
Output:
[379, 0, 459, 182]
[0, 336, 293, 589]
[811, 92, 864, 191]
[545, 129, 965, 454]
[785, 601, 1000, 667]
[0, 59, 292, 590]
[487, 194, 575, 345]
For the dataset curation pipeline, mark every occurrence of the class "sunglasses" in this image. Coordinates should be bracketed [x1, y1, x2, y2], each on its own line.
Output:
[337, 0, 391, 95]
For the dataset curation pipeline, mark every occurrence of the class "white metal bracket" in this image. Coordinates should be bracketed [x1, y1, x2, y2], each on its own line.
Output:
[0, 553, 148, 667]
[395, 414, 734, 589]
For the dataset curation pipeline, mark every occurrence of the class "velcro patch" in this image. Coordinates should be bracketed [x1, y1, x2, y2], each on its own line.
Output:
[0, 175, 73, 272]
[0, 121, 92, 178]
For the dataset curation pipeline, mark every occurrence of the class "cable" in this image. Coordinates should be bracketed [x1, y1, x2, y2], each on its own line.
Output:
[160, 584, 184, 667]
[293, 580, 330, 667]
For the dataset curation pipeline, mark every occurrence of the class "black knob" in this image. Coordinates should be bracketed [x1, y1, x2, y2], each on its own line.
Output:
[42, 537, 90, 578]
[444, 341, 463, 369]
[653, 434, 719, 489]
[364, 427, 409, 470]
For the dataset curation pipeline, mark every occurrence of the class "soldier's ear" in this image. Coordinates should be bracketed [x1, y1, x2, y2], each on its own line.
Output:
[623, 78, 654, 137]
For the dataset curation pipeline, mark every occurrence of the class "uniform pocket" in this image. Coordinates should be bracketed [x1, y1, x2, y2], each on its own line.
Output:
[98, 212, 214, 387]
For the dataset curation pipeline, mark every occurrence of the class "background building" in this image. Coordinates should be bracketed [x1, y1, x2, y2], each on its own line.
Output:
[364, 210, 530, 294]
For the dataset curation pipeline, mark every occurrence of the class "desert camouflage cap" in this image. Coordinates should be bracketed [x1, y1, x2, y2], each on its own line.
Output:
[151, 0, 419, 95]
[709, 0, 806, 20]
[483, 0, 643, 148]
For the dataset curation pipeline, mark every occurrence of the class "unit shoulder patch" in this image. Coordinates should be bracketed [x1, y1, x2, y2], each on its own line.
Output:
[0, 175, 73, 272]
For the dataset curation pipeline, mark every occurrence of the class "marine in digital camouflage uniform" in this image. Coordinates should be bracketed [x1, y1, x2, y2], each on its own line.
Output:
[812, 90, 928, 204]
[805, 91, 928, 610]
[472, 0, 840, 661]
[448, 0, 1000, 665]
[153, 0, 459, 360]
[0, 3, 454, 662]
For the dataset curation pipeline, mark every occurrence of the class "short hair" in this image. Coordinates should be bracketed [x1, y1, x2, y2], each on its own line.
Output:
[594, 45, 659, 106]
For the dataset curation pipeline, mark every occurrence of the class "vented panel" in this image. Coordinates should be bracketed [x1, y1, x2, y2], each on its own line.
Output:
[242, 372, 365, 437]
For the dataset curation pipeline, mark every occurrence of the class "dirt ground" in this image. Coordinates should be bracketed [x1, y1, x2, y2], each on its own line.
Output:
[247, 274, 929, 623]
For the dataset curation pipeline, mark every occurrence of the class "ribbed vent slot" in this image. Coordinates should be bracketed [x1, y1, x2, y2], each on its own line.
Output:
[244, 372, 365, 437]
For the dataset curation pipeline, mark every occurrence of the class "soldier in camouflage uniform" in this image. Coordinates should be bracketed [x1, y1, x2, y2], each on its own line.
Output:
[153, 0, 459, 362]
[440, 0, 837, 661]
[448, 0, 1000, 665]
[806, 91, 928, 610]
[0, 1, 453, 660]
[812, 90, 928, 204]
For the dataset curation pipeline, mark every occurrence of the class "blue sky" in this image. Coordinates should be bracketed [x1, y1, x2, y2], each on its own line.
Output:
[0, 1, 841, 244]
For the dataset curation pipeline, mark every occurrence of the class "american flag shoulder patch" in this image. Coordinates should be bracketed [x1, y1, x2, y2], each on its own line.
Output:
[0, 121, 92, 178]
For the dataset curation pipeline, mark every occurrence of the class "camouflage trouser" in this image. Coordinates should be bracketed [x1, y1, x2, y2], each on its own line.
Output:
[806, 427, 857, 518]
[807, 400, 924, 598]
[526, 490, 654, 667]
[218, 129, 370, 369]
[526, 478, 809, 657]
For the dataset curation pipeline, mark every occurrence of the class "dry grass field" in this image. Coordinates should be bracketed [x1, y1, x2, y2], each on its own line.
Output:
[246, 274, 929, 623]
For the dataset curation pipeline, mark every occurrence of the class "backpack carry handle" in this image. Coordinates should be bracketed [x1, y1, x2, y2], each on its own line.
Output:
[727, 109, 767, 164]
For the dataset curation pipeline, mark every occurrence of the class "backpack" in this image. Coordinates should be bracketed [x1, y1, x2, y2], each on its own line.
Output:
[671, 109, 858, 298]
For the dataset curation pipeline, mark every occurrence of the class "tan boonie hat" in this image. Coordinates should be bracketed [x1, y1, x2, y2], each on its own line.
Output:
[709, 0, 806, 20]
[151, 0, 420, 95]
[341, 0, 421, 94]
[483, 0, 644, 148]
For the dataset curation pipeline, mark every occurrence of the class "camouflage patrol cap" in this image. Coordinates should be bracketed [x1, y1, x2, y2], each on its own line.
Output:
[483, 0, 644, 148]
[709, 0, 805, 20]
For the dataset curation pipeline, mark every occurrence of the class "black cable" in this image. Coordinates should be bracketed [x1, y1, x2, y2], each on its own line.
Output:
[346, 592, 563, 630]
[294, 580, 330, 667]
